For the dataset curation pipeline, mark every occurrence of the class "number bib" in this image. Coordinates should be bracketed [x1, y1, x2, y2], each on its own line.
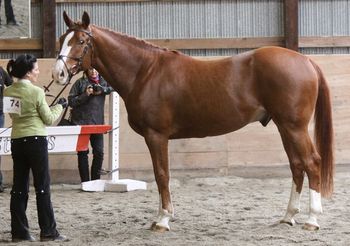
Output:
[3, 96, 21, 115]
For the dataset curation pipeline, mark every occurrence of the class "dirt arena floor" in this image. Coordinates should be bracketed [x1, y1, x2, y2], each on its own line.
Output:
[0, 168, 349, 245]
[0, 0, 30, 38]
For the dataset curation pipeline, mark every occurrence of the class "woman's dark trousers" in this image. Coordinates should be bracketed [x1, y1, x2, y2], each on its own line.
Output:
[77, 133, 104, 182]
[10, 136, 58, 238]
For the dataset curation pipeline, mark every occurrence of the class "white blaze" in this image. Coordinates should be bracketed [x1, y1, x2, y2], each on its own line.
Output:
[53, 31, 74, 83]
[60, 31, 74, 62]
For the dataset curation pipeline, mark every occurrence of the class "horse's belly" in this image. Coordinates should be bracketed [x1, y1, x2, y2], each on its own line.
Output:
[170, 118, 248, 139]
[170, 106, 267, 139]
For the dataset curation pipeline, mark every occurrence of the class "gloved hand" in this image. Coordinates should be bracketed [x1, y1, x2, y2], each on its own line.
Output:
[57, 97, 68, 109]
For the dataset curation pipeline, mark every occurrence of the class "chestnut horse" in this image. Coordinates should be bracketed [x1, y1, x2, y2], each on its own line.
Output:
[52, 12, 333, 232]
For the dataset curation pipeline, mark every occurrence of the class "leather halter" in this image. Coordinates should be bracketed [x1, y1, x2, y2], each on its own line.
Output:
[44, 28, 94, 106]
[56, 28, 94, 78]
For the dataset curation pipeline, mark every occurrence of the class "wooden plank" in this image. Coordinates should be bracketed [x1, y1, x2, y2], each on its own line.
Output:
[42, 0, 56, 57]
[149, 37, 284, 49]
[284, 0, 299, 51]
[54, 37, 284, 50]
[3, 36, 350, 52]
[53, 37, 284, 52]
[120, 152, 228, 169]
[299, 36, 350, 48]
[0, 38, 42, 50]
[227, 123, 284, 152]
[228, 150, 289, 167]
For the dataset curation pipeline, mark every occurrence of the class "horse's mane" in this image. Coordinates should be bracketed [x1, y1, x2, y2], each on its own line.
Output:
[92, 25, 180, 55]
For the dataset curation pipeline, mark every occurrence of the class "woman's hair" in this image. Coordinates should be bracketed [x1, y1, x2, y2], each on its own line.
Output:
[7, 54, 37, 79]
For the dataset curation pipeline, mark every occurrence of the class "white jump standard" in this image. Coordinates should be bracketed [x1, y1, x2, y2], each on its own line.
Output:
[81, 92, 147, 192]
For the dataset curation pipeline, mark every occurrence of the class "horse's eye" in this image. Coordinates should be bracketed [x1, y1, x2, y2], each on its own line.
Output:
[79, 40, 85, 45]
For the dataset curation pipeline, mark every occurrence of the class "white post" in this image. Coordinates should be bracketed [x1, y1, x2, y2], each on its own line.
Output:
[109, 91, 120, 182]
[82, 91, 146, 192]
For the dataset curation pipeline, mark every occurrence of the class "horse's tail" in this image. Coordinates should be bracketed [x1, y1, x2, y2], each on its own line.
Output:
[310, 59, 334, 198]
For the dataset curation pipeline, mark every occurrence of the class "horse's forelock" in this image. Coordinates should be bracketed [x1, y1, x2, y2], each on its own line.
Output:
[72, 22, 83, 29]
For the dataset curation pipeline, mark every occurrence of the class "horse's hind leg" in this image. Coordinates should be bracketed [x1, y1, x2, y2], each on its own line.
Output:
[279, 129, 304, 226]
[281, 170, 304, 226]
[278, 126, 322, 230]
[144, 130, 174, 232]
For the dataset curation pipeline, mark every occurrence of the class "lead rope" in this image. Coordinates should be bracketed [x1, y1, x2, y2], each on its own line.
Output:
[44, 74, 73, 107]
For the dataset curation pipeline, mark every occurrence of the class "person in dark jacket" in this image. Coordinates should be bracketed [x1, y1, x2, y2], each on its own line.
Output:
[0, 66, 13, 192]
[68, 68, 113, 183]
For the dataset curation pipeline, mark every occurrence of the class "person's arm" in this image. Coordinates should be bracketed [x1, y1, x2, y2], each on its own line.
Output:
[99, 77, 114, 95]
[36, 89, 63, 125]
[68, 78, 91, 107]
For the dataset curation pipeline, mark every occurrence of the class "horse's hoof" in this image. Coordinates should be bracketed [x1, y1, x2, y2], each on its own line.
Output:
[150, 222, 170, 232]
[302, 223, 319, 231]
[280, 218, 295, 226]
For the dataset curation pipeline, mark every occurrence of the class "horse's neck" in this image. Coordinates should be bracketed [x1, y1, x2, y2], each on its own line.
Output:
[91, 27, 156, 100]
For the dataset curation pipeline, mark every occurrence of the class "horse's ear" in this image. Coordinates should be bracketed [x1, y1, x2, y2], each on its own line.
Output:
[82, 12, 90, 29]
[63, 11, 73, 28]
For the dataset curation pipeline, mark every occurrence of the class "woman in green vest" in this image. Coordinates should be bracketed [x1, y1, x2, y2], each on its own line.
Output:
[4, 54, 67, 242]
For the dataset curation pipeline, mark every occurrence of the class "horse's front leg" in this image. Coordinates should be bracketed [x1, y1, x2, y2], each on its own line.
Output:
[144, 130, 173, 232]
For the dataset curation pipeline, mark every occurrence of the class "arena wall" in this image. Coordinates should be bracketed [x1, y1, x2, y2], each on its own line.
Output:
[3, 0, 350, 58]
[0, 54, 349, 184]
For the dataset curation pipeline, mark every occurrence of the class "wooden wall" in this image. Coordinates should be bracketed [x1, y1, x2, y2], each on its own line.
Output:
[5, 1, 350, 57]
[0, 54, 349, 184]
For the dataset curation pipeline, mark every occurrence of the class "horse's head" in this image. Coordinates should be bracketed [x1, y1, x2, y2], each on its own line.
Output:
[52, 11, 93, 85]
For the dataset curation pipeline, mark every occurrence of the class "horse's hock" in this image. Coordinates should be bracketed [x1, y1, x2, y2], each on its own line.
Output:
[0, 55, 348, 184]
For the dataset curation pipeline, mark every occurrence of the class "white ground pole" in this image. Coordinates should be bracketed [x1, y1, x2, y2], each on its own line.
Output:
[81, 92, 147, 192]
